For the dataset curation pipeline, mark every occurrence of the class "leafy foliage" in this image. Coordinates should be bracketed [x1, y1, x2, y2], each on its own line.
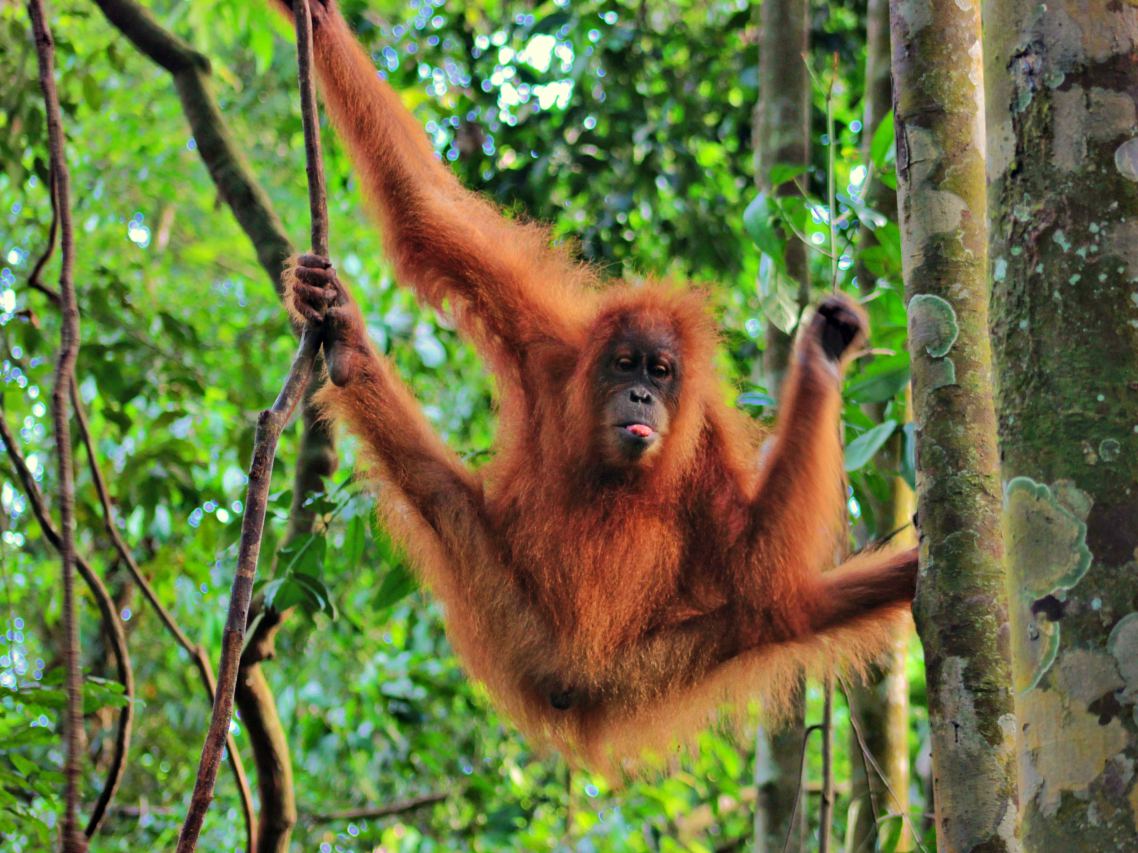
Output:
[0, 0, 928, 850]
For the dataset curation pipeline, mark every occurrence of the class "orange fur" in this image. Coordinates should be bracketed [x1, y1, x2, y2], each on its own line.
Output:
[279, 1, 916, 771]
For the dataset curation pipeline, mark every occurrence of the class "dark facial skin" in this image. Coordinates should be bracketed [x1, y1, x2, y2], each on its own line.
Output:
[595, 327, 682, 467]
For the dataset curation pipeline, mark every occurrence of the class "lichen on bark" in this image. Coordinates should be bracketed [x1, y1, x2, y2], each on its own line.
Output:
[986, 1, 1138, 846]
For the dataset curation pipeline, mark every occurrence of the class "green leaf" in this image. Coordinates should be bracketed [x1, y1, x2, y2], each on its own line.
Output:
[292, 572, 337, 619]
[373, 563, 418, 611]
[532, 11, 570, 34]
[81, 74, 103, 111]
[742, 192, 786, 263]
[900, 422, 917, 489]
[837, 192, 887, 230]
[343, 515, 366, 568]
[768, 163, 808, 187]
[870, 111, 895, 171]
[282, 533, 326, 578]
[844, 419, 898, 471]
[846, 355, 910, 404]
[757, 254, 801, 335]
[877, 813, 904, 853]
[83, 677, 128, 713]
[260, 578, 285, 611]
[8, 754, 36, 777]
[266, 577, 308, 613]
[248, 21, 274, 75]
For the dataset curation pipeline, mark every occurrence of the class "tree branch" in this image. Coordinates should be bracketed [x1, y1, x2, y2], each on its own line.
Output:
[818, 677, 834, 853]
[176, 330, 320, 852]
[0, 411, 133, 841]
[295, 0, 328, 258]
[90, 2, 342, 848]
[234, 664, 295, 852]
[177, 7, 329, 845]
[90, 0, 292, 292]
[304, 793, 448, 824]
[69, 376, 259, 842]
[26, 163, 61, 305]
[26, 2, 86, 847]
[843, 676, 929, 853]
[780, 723, 819, 853]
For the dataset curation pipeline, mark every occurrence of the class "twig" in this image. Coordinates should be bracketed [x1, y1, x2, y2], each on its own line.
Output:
[90, 0, 292, 293]
[176, 1, 327, 847]
[176, 336, 319, 852]
[780, 723, 821, 853]
[26, 163, 62, 304]
[825, 53, 839, 291]
[68, 376, 257, 837]
[0, 412, 133, 840]
[304, 792, 448, 824]
[26, 2, 85, 848]
[843, 678, 929, 853]
[818, 677, 835, 853]
[295, 0, 328, 259]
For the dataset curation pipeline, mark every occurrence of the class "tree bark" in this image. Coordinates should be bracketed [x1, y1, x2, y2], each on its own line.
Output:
[755, 0, 811, 396]
[753, 698, 807, 853]
[985, 2, 1138, 848]
[235, 666, 296, 853]
[889, 0, 1020, 850]
[27, 2, 86, 847]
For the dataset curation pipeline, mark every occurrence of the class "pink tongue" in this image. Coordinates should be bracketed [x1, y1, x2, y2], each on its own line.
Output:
[627, 424, 653, 438]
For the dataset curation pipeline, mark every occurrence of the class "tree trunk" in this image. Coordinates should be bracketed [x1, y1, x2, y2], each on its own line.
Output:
[889, 0, 1020, 850]
[754, 692, 807, 853]
[755, 0, 811, 396]
[848, 0, 911, 847]
[752, 1, 811, 849]
[985, 3, 1138, 848]
[855, 0, 897, 295]
[235, 665, 296, 853]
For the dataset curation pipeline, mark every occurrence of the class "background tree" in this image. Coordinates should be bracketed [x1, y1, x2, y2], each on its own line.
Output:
[750, 0, 810, 848]
[845, 1, 912, 848]
[986, 2, 1138, 848]
[890, 0, 1019, 850]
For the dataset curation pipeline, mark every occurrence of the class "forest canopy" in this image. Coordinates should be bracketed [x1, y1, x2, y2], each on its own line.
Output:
[3, 0, 1137, 851]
